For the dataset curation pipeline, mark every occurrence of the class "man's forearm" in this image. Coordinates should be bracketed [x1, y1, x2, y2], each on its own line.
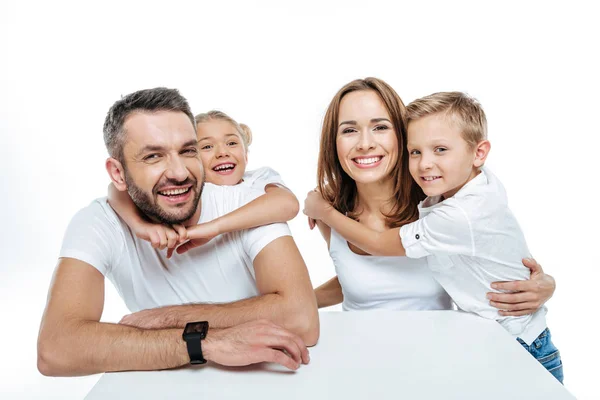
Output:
[146, 293, 293, 330]
[322, 209, 405, 256]
[38, 320, 188, 376]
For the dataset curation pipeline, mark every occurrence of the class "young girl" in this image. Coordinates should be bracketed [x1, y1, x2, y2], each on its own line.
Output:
[108, 110, 299, 256]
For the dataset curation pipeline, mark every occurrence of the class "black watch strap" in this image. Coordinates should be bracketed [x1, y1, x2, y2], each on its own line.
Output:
[185, 336, 207, 365]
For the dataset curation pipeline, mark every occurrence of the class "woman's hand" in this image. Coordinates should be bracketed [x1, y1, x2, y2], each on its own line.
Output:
[487, 258, 556, 316]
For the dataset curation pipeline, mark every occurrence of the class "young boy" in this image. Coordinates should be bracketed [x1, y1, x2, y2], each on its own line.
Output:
[303, 92, 563, 383]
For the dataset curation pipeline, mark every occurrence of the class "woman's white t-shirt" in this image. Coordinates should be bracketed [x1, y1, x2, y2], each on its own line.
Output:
[329, 228, 453, 311]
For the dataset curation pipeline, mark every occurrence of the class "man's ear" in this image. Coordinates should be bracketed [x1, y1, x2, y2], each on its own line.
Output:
[106, 158, 127, 191]
[473, 140, 491, 168]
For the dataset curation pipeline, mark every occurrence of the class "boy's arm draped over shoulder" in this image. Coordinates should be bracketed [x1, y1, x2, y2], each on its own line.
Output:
[399, 199, 474, 258]
[303, 190, 404, 256]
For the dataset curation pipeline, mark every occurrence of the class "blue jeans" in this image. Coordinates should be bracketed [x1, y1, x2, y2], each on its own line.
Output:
[517, 328, 563, 384]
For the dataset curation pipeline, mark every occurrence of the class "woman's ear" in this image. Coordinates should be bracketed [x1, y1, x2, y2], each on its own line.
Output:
[473, 140, 491, 168]
[105, 158, 127, 191]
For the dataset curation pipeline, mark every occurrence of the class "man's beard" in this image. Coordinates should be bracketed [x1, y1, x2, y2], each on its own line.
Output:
[124, 171, 204, 225]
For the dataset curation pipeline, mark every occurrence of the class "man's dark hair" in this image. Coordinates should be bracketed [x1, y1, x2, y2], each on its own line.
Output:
[103, 87, 196, 163]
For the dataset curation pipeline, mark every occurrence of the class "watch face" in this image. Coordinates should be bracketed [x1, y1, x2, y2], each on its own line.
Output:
[184, 321, 209, 337]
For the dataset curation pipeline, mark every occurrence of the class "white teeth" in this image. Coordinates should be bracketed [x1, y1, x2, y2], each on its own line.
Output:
[354, 156, 382, 165]
[422, 176, 440, 181]
[213, 163, 235, 171]
[160, 187, 190, 196]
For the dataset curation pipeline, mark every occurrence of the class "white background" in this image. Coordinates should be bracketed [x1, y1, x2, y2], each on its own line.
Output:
[1, 0, 598, 398]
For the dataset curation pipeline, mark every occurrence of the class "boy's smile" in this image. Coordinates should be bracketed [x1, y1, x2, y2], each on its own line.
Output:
[407, 113, 482, 199]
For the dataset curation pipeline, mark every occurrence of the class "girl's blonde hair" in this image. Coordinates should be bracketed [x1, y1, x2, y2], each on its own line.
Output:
[194, 110, 253, 150]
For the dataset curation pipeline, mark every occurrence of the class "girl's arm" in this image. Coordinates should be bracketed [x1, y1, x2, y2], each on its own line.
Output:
[107, 184, 186, 250]
[303, 190, 405, 256]
[314, 276, 343, 308]
[183, 185, 299, 247]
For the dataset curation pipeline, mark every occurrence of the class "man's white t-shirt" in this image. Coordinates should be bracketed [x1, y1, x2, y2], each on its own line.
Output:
[59, 168, 290, 313]
[400, 168, 547, 345]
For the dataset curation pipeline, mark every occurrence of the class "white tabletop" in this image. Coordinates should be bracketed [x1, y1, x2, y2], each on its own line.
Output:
[85, 310, 573, 399]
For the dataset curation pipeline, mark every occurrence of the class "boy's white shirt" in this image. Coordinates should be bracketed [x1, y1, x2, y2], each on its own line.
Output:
[400, 167, 547, 345]
[59, 167, 290, 313]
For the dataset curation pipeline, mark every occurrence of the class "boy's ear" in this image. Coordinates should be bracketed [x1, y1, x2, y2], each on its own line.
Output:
[473, 140, 491, 168]
[106, 158, 127, 191]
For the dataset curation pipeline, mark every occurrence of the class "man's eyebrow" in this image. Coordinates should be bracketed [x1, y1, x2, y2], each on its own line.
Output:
[182, 139, 199, 147]
[135, 140, 198, 157]
[135, 145, 165, 157]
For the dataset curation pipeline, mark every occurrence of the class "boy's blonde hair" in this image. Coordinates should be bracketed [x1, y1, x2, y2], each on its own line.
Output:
[406, 92, 487, 148]
[194, 110, 253, 150]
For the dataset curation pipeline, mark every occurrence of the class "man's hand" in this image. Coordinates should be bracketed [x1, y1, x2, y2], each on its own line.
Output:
[203, 320, 309, 371]
[120, 308, 176, 330]
[173, 221, 220, 256]
[487, 258, 556, 316]
[303, 190, 333, 223]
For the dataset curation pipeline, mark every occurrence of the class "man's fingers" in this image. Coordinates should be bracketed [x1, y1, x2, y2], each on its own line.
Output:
[260, 322, 309, 365]
[308, 217, 315, 230]
[499, 308, 537, 317]
[487, 291, 536, 304]
[255, 348, 299, 370]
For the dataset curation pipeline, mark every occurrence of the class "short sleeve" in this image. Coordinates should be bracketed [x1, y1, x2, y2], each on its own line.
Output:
[243, 167, 286, 192]
[241, 222, 292, 262]
[58, 200, 123, 276]
[399, 201, 475, 258]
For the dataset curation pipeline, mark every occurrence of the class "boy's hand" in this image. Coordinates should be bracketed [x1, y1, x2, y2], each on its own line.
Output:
[174, 222, 220, 255]
[303, 190, 333, 222]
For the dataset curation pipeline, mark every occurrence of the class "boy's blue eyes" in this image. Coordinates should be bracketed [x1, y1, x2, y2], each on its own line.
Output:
[409, 148, 447, 155]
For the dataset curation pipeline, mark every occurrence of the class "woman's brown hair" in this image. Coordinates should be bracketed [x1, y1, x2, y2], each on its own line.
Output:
[317, 77, 425, 227]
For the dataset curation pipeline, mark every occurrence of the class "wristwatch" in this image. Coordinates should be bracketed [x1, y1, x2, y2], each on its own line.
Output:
[182, 321, 209, 364]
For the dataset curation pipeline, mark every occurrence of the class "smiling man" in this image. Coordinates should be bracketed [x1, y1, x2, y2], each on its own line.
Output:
[37, 88, 319, 376]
